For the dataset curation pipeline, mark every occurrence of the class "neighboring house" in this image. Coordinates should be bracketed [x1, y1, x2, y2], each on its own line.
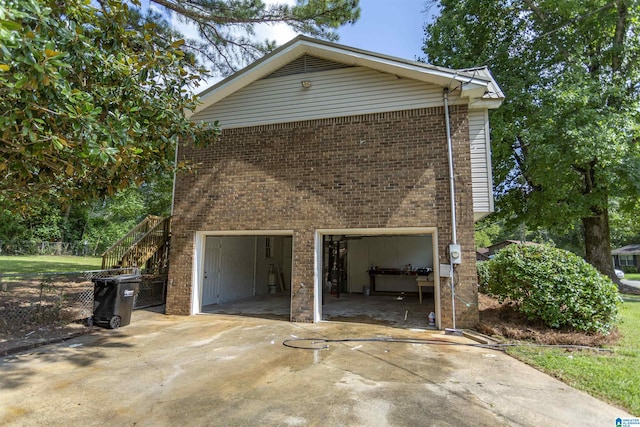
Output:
[167, 36, 504, 329]
[476, 248, 490, 261]
[613, 244, 640, 270]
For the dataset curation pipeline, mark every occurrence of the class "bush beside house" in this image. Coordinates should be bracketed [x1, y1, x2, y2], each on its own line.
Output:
[482, 244, 621, 334]
[476, 260, 490, 293]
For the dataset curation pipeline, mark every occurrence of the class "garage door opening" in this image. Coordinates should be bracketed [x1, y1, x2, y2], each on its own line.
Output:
[318, 231, 439, 329]
[197, 234, 292, 321]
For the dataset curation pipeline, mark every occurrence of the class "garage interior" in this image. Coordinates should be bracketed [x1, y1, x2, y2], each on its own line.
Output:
[320, 234, 437, 329]
[199, 233, 437, 329]
[200, 235, 293, 320]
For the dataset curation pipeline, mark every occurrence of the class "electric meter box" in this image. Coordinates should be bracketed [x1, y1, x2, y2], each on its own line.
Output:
[449, 244, 462, 264]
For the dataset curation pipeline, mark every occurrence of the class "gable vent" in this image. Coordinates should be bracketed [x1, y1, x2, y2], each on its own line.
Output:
[263, 54, 351, 79]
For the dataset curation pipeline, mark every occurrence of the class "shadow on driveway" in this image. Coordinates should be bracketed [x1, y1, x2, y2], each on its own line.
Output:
[0, 308, 632, 426]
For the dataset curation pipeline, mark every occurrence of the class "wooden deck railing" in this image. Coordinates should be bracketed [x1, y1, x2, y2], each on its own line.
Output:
[119, 217, 171, 269]
[101, 215, 166, 270]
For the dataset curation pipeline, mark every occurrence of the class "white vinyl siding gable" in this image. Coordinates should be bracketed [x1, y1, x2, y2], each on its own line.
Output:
[192, 66, 460, 128]
[469, 109, 494, 219]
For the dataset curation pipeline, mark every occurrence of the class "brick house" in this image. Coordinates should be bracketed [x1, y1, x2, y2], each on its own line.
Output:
[167, 36, 503, 329]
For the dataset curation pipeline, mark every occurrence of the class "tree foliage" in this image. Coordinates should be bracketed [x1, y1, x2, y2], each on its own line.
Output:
[0, 0, 218, 209]
[0, 0, 359, 212]
[150, 0, 361, 75]
[0, 176, 173, 256]
[82, 186, 163, 255]
[474, 216, 587, 257]
[423, 0, 640, 277]
[610, 198, 640, 247]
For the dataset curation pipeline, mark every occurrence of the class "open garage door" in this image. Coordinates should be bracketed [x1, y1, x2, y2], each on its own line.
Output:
[197, 234, 292, 321]
[318, 230, 440, 329]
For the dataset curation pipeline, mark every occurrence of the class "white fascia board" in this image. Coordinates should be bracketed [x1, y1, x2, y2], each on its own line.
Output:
[469, 99, 504, 110]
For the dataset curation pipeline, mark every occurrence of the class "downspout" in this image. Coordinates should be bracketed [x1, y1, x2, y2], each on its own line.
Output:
[444, 88, 458, 247]
[443, 88, 459, 333]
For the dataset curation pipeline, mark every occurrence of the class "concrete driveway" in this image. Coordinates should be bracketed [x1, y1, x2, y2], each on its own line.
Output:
[623, 279, 640, 290]
[0, 309, 631, 426]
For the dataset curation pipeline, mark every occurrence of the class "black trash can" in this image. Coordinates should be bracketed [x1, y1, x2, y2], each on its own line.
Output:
[92, 274, 141, 329]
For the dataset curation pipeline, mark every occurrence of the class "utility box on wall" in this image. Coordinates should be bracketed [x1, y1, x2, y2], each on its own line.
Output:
[449, 244, 462, 264]
[439, 264, 451, 278]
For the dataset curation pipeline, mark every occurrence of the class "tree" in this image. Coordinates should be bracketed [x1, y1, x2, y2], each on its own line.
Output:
[149, 0, 361, 75]
[0, 177, 173, 256]
[0, 0, 218, 209]
[82, 188, 150, 256]
[474, 216, 587, 257]
[423, 0, 640, 279]
[0, 0, 359, 212]
[610, 198, 640, 248]
[0, 194, 90, 254]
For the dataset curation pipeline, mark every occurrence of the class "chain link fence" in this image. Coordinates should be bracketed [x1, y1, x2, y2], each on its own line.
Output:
[0, 268, 135, 333]
[134, 274, 167, 309]
[0, 241, 97, 256]
[0, 268, 167, 353]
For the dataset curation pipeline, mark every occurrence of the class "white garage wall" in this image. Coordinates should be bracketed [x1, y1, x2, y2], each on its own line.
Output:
[255, 236, 272, 295]
[346, 239, 369, 293]
[347, 236, 433, 293]
[218, 236, 256, 304]
[254, 236, 293, 295]
[281, 237, 292, 289]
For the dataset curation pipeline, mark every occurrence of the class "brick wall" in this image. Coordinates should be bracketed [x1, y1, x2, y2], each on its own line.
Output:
[168, 106, 478, 328]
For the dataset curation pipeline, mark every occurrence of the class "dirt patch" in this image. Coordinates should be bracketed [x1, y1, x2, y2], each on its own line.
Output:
[0, 322, 92, 356]
[477, 293, 619, 347]
[0, 274, 98, 356]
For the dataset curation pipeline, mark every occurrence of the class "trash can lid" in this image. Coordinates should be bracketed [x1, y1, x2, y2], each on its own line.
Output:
[93, 274, 141, 284]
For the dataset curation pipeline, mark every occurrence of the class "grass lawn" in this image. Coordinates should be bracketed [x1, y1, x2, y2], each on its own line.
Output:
[507, 294, 640, 416]
[625, 273, 640, 281]
[0, 255, 103, 274]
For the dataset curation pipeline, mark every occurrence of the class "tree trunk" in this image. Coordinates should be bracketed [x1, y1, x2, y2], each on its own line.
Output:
[582, 208, 617, 282]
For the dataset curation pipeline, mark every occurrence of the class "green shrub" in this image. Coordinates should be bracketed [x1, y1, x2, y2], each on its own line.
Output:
[621, 265, 638, 274]
[486, 244, 621, 334]
[476, 261, 490, 293]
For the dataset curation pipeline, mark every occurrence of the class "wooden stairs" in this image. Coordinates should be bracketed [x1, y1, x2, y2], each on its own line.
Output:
[101, 215, 171, 273]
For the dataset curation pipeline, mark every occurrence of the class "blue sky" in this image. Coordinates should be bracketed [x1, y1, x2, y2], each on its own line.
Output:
[148, 0, 438, 85]
[153, 0, 436, 63]
[337, 0, 436, 61]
